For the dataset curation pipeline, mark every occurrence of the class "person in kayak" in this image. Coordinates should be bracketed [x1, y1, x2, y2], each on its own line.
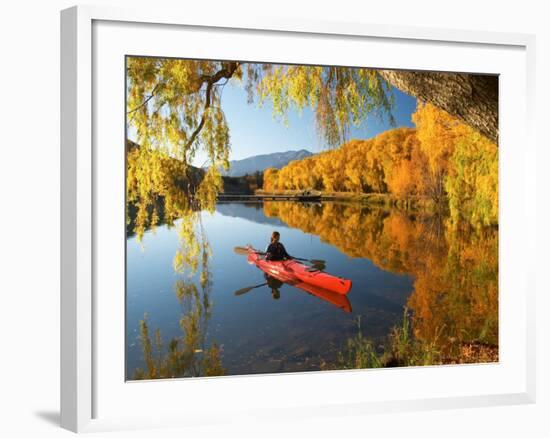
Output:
[264, 231, 293, 261]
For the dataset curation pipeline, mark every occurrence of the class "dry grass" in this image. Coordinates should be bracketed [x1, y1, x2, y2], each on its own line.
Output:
[322, 310, 498, 371]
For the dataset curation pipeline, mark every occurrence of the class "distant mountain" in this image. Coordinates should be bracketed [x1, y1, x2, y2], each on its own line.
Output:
[222, 150, 314, 177]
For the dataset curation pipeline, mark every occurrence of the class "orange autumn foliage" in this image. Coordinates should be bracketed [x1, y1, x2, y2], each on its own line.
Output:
[263, 201, 498, 358]
[262, 103, 498, 227]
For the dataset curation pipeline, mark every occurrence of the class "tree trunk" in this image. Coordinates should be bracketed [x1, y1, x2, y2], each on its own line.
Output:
[378, 70, 498, 144]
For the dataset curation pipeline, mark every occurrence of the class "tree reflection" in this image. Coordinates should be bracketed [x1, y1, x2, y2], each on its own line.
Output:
[264, 201, 498, 363]
[126, 136, 226, 379]
[132, 213, 225, 379]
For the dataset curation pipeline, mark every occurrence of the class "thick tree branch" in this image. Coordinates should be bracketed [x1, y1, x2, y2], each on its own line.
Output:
[180, 62, 239, 193]
[183, 62, 239, 151]
[378, 70, 499, 143]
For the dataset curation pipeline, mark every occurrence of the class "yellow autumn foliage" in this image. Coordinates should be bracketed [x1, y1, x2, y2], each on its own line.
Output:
[263, 103, 498, 227]
[263, 201, 498, 357]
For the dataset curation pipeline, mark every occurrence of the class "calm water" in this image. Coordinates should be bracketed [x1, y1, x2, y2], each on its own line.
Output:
[126, 201, 498, 378]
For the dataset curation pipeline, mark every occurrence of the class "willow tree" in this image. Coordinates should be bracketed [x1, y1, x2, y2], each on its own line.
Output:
[126, 58, 395, 228]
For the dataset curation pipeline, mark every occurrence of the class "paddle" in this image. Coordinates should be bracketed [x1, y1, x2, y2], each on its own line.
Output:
[233, 245, 260, 256]
[234, 282, 268, 296]
[293, 256, 326, 265]
[233, 245, 326, 270]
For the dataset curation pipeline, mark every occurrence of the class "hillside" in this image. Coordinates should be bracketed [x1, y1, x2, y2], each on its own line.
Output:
[222, 149, 313, 177]
[263, 104, 498, 227]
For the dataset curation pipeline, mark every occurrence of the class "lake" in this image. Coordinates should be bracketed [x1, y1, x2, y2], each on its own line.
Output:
[126, 201, 498, 378]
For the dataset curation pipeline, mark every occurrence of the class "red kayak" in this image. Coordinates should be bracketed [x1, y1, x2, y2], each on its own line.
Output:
[247, 248, 352, 295]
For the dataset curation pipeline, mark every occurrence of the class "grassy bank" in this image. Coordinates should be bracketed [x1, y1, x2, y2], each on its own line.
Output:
[321, 310, 498, 371]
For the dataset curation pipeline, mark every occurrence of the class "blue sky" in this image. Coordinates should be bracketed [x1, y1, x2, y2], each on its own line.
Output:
[215, 82, 417, 163]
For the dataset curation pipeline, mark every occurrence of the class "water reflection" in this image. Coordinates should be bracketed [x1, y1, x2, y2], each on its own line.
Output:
[127, 201, 498, 378]
[262, 202, 498, 362]
[235, 272, 352, 313]
[131, 213, 226, 379]
[265, 275, 283, 300]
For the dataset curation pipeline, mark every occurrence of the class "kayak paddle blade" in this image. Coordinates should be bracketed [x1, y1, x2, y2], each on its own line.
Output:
[233, 246, 252, 255]
[234, 282, 267, 296]
[311, 261, 326, 271]
[310, 259, 326, 265]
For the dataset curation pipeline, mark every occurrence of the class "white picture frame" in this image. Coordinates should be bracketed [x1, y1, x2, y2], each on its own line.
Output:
[60, 4, 536, 433]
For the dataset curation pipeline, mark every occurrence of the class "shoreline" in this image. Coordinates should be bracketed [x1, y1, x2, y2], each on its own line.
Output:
[253, 189, 434, 210]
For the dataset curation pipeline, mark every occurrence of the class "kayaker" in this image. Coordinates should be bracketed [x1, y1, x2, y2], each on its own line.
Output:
[264, 231, 292, 261]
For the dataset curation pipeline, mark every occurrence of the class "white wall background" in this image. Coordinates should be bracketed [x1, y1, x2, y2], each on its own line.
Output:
[0, 0, 547, 436]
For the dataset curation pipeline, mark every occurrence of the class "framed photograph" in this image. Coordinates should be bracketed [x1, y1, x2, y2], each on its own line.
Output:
[61, 5, 536, 433]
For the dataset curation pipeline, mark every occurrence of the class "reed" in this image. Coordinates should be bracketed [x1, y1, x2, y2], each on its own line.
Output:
[323, 309, 442, 370]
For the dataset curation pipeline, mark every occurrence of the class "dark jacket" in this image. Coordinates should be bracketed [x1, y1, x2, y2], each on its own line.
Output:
[265, 242, 291, 261]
